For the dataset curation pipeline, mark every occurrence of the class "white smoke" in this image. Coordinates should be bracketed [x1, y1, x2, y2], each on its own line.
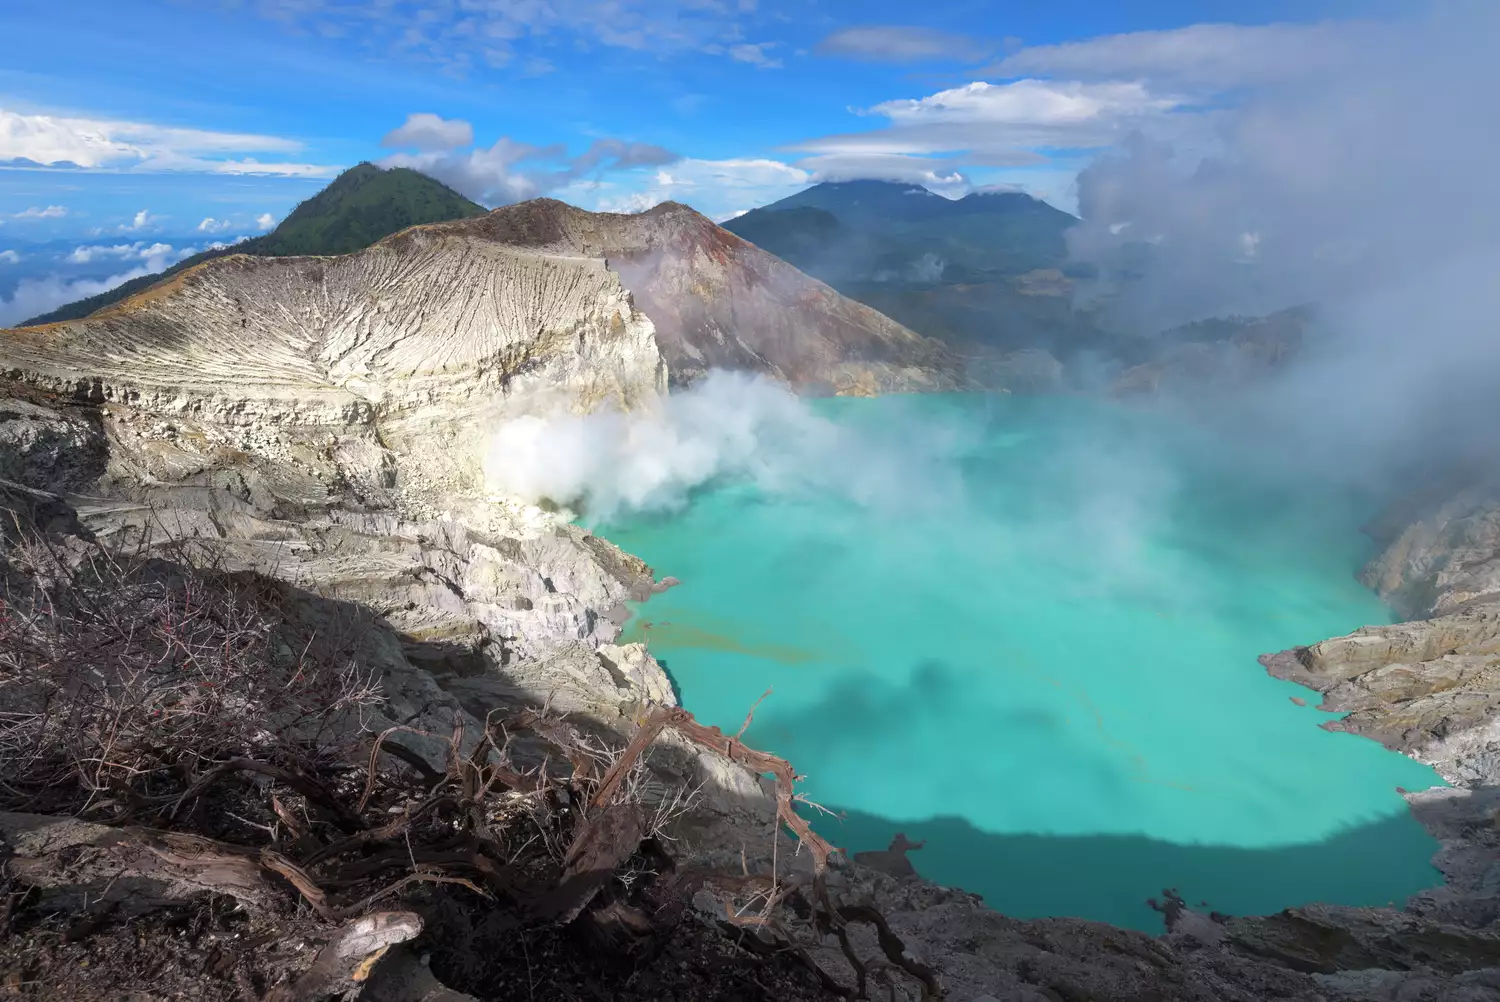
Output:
[1060, 3, 1500, 485]
[482, 370, 969, 521]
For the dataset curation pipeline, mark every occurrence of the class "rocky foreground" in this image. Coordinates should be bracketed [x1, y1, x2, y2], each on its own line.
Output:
[0, 207, 1499, 1000]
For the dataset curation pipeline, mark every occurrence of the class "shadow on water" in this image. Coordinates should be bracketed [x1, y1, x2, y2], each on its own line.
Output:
[818, 805, 1443, 932]
[714, 660, 1445, 933]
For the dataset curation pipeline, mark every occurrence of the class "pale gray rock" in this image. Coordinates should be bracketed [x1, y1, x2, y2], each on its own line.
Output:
[418, 198, 961, 394]
[1362, 485, 1500, 619]
[0, 396, 103, 489]
[1262, 481, 1500, 785]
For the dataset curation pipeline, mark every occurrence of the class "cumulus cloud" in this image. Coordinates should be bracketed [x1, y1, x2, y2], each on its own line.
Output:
[781, 78, 1191, 196]
[198, 217, 234, 233]
[872, 79, 1182, 128]
[256, 213, 277, 231]
[118, 209, 161, 232]
[0, 268, 145, 327]
[793, 79, 1187, 161]
[11, 205, 68, 220]
[381, 123, 679, 207]
[591, 158, 811, 216]
[382, 137, 548, 205]
[381, 112, 474, 152]
[66, 241, 194, 265]
[0, 107, 338, 177]
[0, 250, 20, 264]
[815, 25, 991, 63]
[1, 240, 202, 325]
[570, 139, 679, 174]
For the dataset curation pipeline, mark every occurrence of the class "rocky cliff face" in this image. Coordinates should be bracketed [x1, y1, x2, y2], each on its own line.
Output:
[403, 198, 961, 394]
[2, 232, 665, 514]
[1262, 483, 1500, 788]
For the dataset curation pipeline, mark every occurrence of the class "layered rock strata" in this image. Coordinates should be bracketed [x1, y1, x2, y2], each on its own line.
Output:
[402, 198, 961, 394]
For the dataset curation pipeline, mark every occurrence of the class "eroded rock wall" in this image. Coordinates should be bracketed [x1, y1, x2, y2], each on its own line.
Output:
[402, 198, 962, 394]
[1, 235, 665, 513]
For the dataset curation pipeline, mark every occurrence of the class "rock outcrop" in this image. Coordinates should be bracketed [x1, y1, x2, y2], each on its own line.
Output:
[1261, 484, 1500, 787]
[403, 198, 961, 393]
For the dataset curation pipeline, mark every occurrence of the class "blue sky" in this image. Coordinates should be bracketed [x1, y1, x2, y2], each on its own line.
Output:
[0, 0, 1415, 321]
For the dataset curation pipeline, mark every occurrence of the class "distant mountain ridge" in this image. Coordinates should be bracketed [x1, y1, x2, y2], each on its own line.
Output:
[18, 163, 486, 327]
[724, 180, 1079, 285]
[722, 180, 1321, 394]
[723, 180, 1108, 378]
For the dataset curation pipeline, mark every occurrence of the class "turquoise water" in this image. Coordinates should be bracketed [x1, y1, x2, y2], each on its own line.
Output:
[599, 393, 1444, 930]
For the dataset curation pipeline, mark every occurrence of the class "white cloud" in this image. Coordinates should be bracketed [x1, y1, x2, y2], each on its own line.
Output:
[816, 26, 991, 63]
[198, 217, 234, 233]
[382, 138, 545, 206]
[0, 239, 203, 325]
[727, 43, 782, 69]
[166, 157, 341, 177]
[66, 241, 194, 266]
[381, 113, 474, 152]
[256, 213, 277, 231]
[595, 190, 670, 215]
[792, 153, 971, 193]
[789, 28, 1365, 195]
[380, 129, 678, 207]
[0, 268, 150, 327]
[784, 77, 1196, 191]
[121, 209, 160, 232]
[991, 20, 1381, 88]
[1062, 6, 1500, 335]
[0, 249, 20, 264]
[591, 157, 812, 218]
[0, 107, 339, 176]
[870, 79, 1182, 127]
[11, 205, 68, 219]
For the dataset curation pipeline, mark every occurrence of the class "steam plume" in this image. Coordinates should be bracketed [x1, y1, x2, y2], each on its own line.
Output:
[482, 370, 969, 521]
